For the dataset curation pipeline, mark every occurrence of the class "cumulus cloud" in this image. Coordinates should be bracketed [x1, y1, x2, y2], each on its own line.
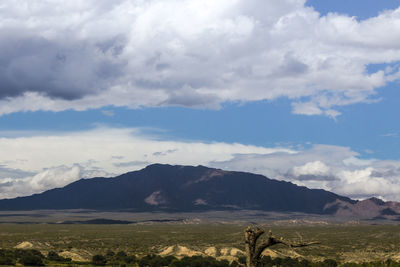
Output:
[210, 145, 400, 201]
[0, 0, 399, 116]
[0, 165, 83, 199]
[289, 161, 333, 181]
[332, 168, 399, 199]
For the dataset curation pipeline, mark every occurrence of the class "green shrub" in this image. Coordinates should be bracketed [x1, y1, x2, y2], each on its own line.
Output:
[19, 254, 44, 266]
[106, 250, 115, 258]
[0, 255, 15, 266]
[0, 249, 16, 266]
[15, 249, 45, 266]
[92, 254, 107, 266]
[47, 251, 71, 262]
[125, 255, 137, 264]
[116, 250, 128, 260]
[320, 259, 338, 267]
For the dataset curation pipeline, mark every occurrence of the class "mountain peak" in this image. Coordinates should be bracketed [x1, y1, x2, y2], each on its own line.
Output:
[364, 197, 386, 206]
[144, 163, 210, 171]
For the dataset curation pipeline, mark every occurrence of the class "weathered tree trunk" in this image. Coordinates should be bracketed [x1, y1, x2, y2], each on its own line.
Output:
[244, 227, 319, 267]
[244, 227, 264, 267]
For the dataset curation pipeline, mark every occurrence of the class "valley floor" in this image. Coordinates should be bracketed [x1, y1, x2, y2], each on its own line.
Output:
[0, 210, 399, 264]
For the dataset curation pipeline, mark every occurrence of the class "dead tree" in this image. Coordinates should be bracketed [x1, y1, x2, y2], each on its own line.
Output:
[244, 227, 319, 267]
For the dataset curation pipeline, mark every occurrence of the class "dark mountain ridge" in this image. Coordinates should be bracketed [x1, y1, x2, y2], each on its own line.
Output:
[1, 164, 397, 219]
[0, 164, 356, 214]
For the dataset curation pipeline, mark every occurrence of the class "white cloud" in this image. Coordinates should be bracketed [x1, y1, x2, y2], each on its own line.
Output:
[0, 0, 399, 116]
[0, 165, 83, 199]
[0, 127, 291, 174]
[292, 102, 323, 116]
[332, 168, 400, 201]
[291, 160, 330, 177]
[210, 145, 400, 201]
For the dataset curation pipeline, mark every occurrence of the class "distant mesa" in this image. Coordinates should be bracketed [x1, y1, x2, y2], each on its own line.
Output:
[0, 163, 399, 220]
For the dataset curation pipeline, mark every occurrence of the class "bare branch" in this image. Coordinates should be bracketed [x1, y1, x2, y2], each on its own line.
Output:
[252, 227, 265, 243]
[245, 227, 264, 239]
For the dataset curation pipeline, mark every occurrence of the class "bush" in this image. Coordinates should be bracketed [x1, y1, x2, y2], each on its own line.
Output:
[16, 249, 45, 266]
[116, 250, 128, 260]
[125, 255, 137, 264]
[173, 256, 230, 267]
[320, 259, 338, 267]
[0, 255, 15, 266]
[0, 249, 15, 266]
[47, 251, 71, 262]
[258, 256, 340, 267]
[138, 254, 174, 267]
[229, 261, 241, 267]
[92, 254, 107, 266]
[106, 250, 115, 258]
[19, 254, 44, 266]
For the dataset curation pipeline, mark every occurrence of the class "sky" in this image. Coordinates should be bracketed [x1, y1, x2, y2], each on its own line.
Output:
[1, 0, 400, 201]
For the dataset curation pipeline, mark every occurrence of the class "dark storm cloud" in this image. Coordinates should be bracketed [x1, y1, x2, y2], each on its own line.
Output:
[0, 30, 125, 100]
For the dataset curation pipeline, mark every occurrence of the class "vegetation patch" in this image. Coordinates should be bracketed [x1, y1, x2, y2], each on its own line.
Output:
[1, 223, 400, 265]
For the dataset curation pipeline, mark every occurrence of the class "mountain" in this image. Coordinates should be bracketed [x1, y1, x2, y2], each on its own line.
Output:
[0, 164, 349, 213]
[324, 197, 400, 219]
[0, 163, 395, 218]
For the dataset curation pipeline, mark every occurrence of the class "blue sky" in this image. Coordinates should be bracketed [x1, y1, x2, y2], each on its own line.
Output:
[1, 0, 400, 201]
[306, 0, 400, 20]
[1, 87, 399, 160]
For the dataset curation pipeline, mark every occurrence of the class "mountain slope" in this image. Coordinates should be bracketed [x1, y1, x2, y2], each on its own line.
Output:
[0, 164, 355, 213]
[323, 197, 400, 219]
